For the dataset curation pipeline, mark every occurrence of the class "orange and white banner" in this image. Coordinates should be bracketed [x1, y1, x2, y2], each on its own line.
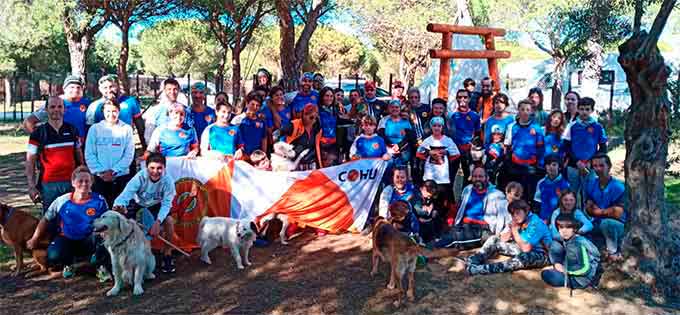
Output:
[162, 157, 387, 250]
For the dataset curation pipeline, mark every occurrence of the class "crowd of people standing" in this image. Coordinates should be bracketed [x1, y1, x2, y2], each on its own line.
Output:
[22, 70, 625, 290]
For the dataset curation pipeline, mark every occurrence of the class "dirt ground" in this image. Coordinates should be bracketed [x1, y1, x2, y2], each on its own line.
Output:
[0, 125, 678, 315]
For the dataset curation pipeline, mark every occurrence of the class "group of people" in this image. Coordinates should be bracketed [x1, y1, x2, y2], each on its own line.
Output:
[22, 70, 625, 291]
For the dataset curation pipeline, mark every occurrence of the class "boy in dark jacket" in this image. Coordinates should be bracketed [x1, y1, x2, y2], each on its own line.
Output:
[542, 214, 601, 289]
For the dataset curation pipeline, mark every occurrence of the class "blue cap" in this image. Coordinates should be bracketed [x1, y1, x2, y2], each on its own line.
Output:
[429, 116, 445, 127]
[300, 72, 314, 82]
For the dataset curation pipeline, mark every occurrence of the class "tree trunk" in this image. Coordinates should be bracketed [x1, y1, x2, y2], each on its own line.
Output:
[4, 77, 12, 111]
[618, 30, 678, 300]
[581, 39, 604, 108]
[275, 0, 298, 91]
[65, 34, 90, 79]
[117, 24, 131, 95]
[232, 33, 242, 105]
[550, 56, 565, 110]
[216, 48, 228, 92]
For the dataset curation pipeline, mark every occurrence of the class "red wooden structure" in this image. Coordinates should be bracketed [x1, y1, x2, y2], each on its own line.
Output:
[427, 24, 511, 98]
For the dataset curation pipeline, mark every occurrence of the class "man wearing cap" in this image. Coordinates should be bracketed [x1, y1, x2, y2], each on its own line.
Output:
[288, 73, 320, 120]
[391, 81, 406, 103]
[86, 74, 146, 149]
[23, 75, 90, 141]
[188, 82, 215, 141]
[312, 73, 325, 91]
[363, 80, 387, 121]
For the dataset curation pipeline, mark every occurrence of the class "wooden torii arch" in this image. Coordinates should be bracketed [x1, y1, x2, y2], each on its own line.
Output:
[427, 24, 511, 98]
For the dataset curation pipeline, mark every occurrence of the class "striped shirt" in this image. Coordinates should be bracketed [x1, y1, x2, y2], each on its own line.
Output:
[27, 122, 80, 183]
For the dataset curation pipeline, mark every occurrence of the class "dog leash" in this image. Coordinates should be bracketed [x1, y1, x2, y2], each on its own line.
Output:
[133, 221, 191, 258]
[111, 228, 135, 249]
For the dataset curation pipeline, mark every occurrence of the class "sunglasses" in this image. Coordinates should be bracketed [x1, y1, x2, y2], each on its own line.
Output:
[457, 95, 469, 99]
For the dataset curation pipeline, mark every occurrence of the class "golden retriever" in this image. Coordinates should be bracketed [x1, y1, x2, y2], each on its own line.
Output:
[93, 211, 156, 296]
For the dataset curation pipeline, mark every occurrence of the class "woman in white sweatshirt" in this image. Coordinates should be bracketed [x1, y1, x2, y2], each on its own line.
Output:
[85, 99, 135, 206]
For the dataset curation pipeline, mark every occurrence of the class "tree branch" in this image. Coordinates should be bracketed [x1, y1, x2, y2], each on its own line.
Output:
[642, 0, 677, 54]
[633, 0, 644, 33]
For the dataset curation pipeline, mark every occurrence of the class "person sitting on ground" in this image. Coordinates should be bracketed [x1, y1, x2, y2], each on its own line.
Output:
[145, 102, 199, 159]
[27, 166, 109, 280]
[378, 167, 420, 220]
[466, 199, 552, 275]
[584, 153, 626, 263]
[113, 153, 177, 274]
[416, 116, 460, 204]
[85, 98, 136, 207]
[350, 115, 391, 161]
[413, 180, 444, 243]
[549, 189, 593, 243]
[200, 102, 244, 161]
[542, 214, 601, 290]
[534, 155, 570, 222]
[432, 167, 509, 249]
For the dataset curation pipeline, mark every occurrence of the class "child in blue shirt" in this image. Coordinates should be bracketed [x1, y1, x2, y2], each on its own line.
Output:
[238, 92, 268, 155]
[350, 115, 390, 160]
[484, 125, 506, 184]
[200, 102, 244, 160]
[534, 155, 570, 221]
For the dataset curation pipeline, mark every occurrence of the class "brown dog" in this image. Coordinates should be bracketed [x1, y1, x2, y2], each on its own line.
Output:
[370, 218, 458, 307]
[0, 203, 49, 276]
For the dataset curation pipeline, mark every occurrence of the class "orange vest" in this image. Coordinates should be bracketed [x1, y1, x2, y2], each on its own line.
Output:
[284, 119, 323, 167]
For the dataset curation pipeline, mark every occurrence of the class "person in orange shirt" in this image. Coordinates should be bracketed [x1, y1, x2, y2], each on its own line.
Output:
[476, 77, 496, 124]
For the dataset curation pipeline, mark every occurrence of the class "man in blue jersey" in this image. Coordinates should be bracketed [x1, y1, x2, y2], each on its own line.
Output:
[562, 97, 607, 207]
[584, 153, 625, 263]
[467, 199, 552, 275]
[189, 82, 215, 141]
[363, 81, 387, 120]
[288, 73, 319, 119]
[86, 74, 146, 149]
[144, 79, 193, 144]
[448, 89, 481, 188]
[23, 75, 90, 140]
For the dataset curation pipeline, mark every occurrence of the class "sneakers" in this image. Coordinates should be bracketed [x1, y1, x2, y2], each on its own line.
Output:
[161, 255, 176, 274]
[62, 265, 75, 279]
[96, 266, 112, 283]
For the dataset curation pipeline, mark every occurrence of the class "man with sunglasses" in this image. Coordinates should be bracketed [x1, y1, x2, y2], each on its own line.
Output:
[363, 81, 387, 121]
[447, 89, 481, 188]
[86, 74, 146, 149]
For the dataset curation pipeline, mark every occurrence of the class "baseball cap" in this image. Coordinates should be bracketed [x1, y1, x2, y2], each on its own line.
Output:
[365, 81, 376, 90]
[300, 72, 314, 82]
[63, 75, 83, 88]
[429, 116, 445, 127]
[392, 80, 404, 88]
[191, 82, 206, 91]
[388, 99, 401, 107]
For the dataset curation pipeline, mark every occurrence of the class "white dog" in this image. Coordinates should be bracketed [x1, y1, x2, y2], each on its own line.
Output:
[197, 217, 259, 269]
[93, 211, 156, 296]
[270, 141, 310, 172]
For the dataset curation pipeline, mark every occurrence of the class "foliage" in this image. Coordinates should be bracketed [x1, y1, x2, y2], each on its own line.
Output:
[339, 0, 456, 85]
[469, 0, 491, 26]
[306, 26, 367, 75]
[137, 20, 220, 76]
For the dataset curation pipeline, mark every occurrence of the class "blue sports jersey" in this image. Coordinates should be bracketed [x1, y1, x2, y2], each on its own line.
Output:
[152, 103, 194, 128]
[463, 188, 486, 221]
[505, 121, 545, 166]
[262, 105, 292, 129]
[518, 212, 552, 253]
[486, 142, 505, 160]
[289, 90, 319, 117]
[389, 183, 419, 208]
[63, 98, 90, 138]
[544, 130, 564, 163]
[381, 117, 412, 145]
[565, 118, 607, 162]
[46, 192, 108, 240]
[366, 99, 387, 120]
[204, 124, 243, 156]
[88, 95, 141, 126]
[484, 115, 515, 146]
[584, 176, 626, 223]
[534, 174, 570, 221]
[191, 106, 216, 140]
[352, 134, 387, 158]
[448, 110, 481, 147]
[239, 115, 266, 154]
[151, 125, 198, 157]
[319, 107, 337, 142]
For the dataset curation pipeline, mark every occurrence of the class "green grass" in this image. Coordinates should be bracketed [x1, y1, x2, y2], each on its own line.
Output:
[665, 177, 680, 207]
